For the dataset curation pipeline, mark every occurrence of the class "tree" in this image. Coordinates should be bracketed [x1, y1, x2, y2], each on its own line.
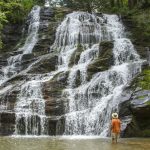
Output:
[63, 0, 109, 12]
[0, 0, 43, 49]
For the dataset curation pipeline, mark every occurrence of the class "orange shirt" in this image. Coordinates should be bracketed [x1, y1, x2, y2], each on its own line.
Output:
[111, 119, 121, 133]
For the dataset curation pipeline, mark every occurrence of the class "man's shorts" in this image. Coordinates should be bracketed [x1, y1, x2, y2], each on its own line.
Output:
[111, 132, 120, 140]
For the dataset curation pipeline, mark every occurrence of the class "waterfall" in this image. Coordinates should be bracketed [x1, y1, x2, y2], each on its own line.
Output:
[45, 0, 61, 7]
[0, 3, 143, 136]
[13, 6, 49, 135]
[0, 5, 41, 115]
[0, 6, 40, 84]
[51, 12, 142, 136]
[14, 76, 48, 135]
[0, 5, 45, 135]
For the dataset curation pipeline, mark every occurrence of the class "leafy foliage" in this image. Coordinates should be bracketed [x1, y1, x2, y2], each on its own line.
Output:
[0, 0, 43, 48]
[61, 0, 150, 12]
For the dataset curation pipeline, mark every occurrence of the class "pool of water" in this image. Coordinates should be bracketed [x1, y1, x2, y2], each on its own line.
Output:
[0, 136, 150, 150]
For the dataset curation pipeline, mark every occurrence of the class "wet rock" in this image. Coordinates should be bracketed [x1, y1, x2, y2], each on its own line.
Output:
[1, 24, 23, 54]
[0, 5, 70, 135]
[87, 41, 114, 80]
[43, 71, 69, 116]
[28, 54, 58, 74]
[45, 116, 65, 135]
[0, 112, 15, 135]
[119, 66, 150, 137]
[122, 15, 149, 59]
[40, 7, 55, 21]
[69, 44, 84, 67]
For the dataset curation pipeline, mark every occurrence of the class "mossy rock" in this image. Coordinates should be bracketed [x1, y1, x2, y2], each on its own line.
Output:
[140, 129, 150, 137]
[139, 68, 150, 90]
[1, 24, 23, 54]
[132, 66, 150, 90]
[122, 10, 150, 59]
[87, 41, 114, 80]
[43, 71, 69, 95]
[43, 71, 69, 116]
[54, 7, 72, 21]
[99, 41, 114, 55]
[28, 54, 58, 74]
[69, 44, 84, 67]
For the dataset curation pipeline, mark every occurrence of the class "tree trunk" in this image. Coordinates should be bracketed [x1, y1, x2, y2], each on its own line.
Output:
[128, 0, 133, 9]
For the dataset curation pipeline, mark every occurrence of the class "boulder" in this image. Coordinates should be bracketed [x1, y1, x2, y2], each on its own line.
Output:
[0, 112, 15, 135]
[87, 41, 114, 80]
[119, 66, 150, 137]
[43, 71, 69, 116]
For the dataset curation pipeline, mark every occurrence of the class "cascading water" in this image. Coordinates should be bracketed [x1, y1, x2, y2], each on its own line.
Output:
[0, 1, 143, 136]
[13, 5, 49, 135]
[14, 76, 48, 135]
[51, 12, 142, 136]
[0, 5, 41, 114]
[0, 5, 40, 84]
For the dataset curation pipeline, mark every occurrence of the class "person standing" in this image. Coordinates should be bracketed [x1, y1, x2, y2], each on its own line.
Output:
[111, 113, 121, 144]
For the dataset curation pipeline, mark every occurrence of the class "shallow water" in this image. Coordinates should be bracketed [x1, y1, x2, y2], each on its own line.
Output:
[0, 136, 150, 150]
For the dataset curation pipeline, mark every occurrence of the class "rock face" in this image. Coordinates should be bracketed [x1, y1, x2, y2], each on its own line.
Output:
[0, 6, 69, 135]
[1, 24, 23, 54]
[0, 5, 149, 137]
[87, 41, 114, 80]
[0, 4, 74, 135]
[122, 16, 149, 59]
[118, 14, 150, 137]
[119, 66, 150, 137]
[0, 113, 15, 135]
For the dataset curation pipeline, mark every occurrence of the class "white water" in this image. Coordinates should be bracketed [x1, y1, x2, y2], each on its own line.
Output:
[0, 5, 143, 136]
[52, 12, 142, 136]
[45, 0, 50, 7]
[13, 6, 50, 135]
[0, 6, 40, 85]
[14, 77, 48, 135]
[45, 0, 61, 7]
[0, 6, 41, 115]
[0, 5, 45, 135]
[13, 11, 142, 136]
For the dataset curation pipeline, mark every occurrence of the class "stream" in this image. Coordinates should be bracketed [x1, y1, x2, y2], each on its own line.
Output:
[0, 136, 150, 150]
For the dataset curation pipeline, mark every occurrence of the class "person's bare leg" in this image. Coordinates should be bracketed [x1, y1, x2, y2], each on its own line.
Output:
[112, 133, 115, 144]
[112, 137, 115, 144]
[115, 134, 118, 143]
[115, 137, 117, 143]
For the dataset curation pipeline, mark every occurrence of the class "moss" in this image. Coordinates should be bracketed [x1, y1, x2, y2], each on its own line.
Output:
[55, 12, 65, 20]
[121, 9, 150, 59]
[69, 44, 84, 67]
[130, 66, 150, 91]
[87, 41, 114, 81]
[146, 101, 150, 106]
[141, 129, 150, 137]
[73, 70, 81, 88]
[54, 7, 71, 21]
[138, 67, 150, 90]
[137, 95, 147, 99]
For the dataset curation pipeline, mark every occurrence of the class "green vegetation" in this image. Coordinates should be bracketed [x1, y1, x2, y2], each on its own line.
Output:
[69, 44, 84, 67]
[87, 41, 113, 81]
[141, 129, 150, 137]
[60, 1, 150, 45]
[61, 0, 150, 13]
[146, 101, 150, 106]
[137, 95, 147, 99]
[133, 66, 150, 90]
[132, 9, 150, 39]
[138, 67, 150, 90]
[0, 0, 43, 48]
